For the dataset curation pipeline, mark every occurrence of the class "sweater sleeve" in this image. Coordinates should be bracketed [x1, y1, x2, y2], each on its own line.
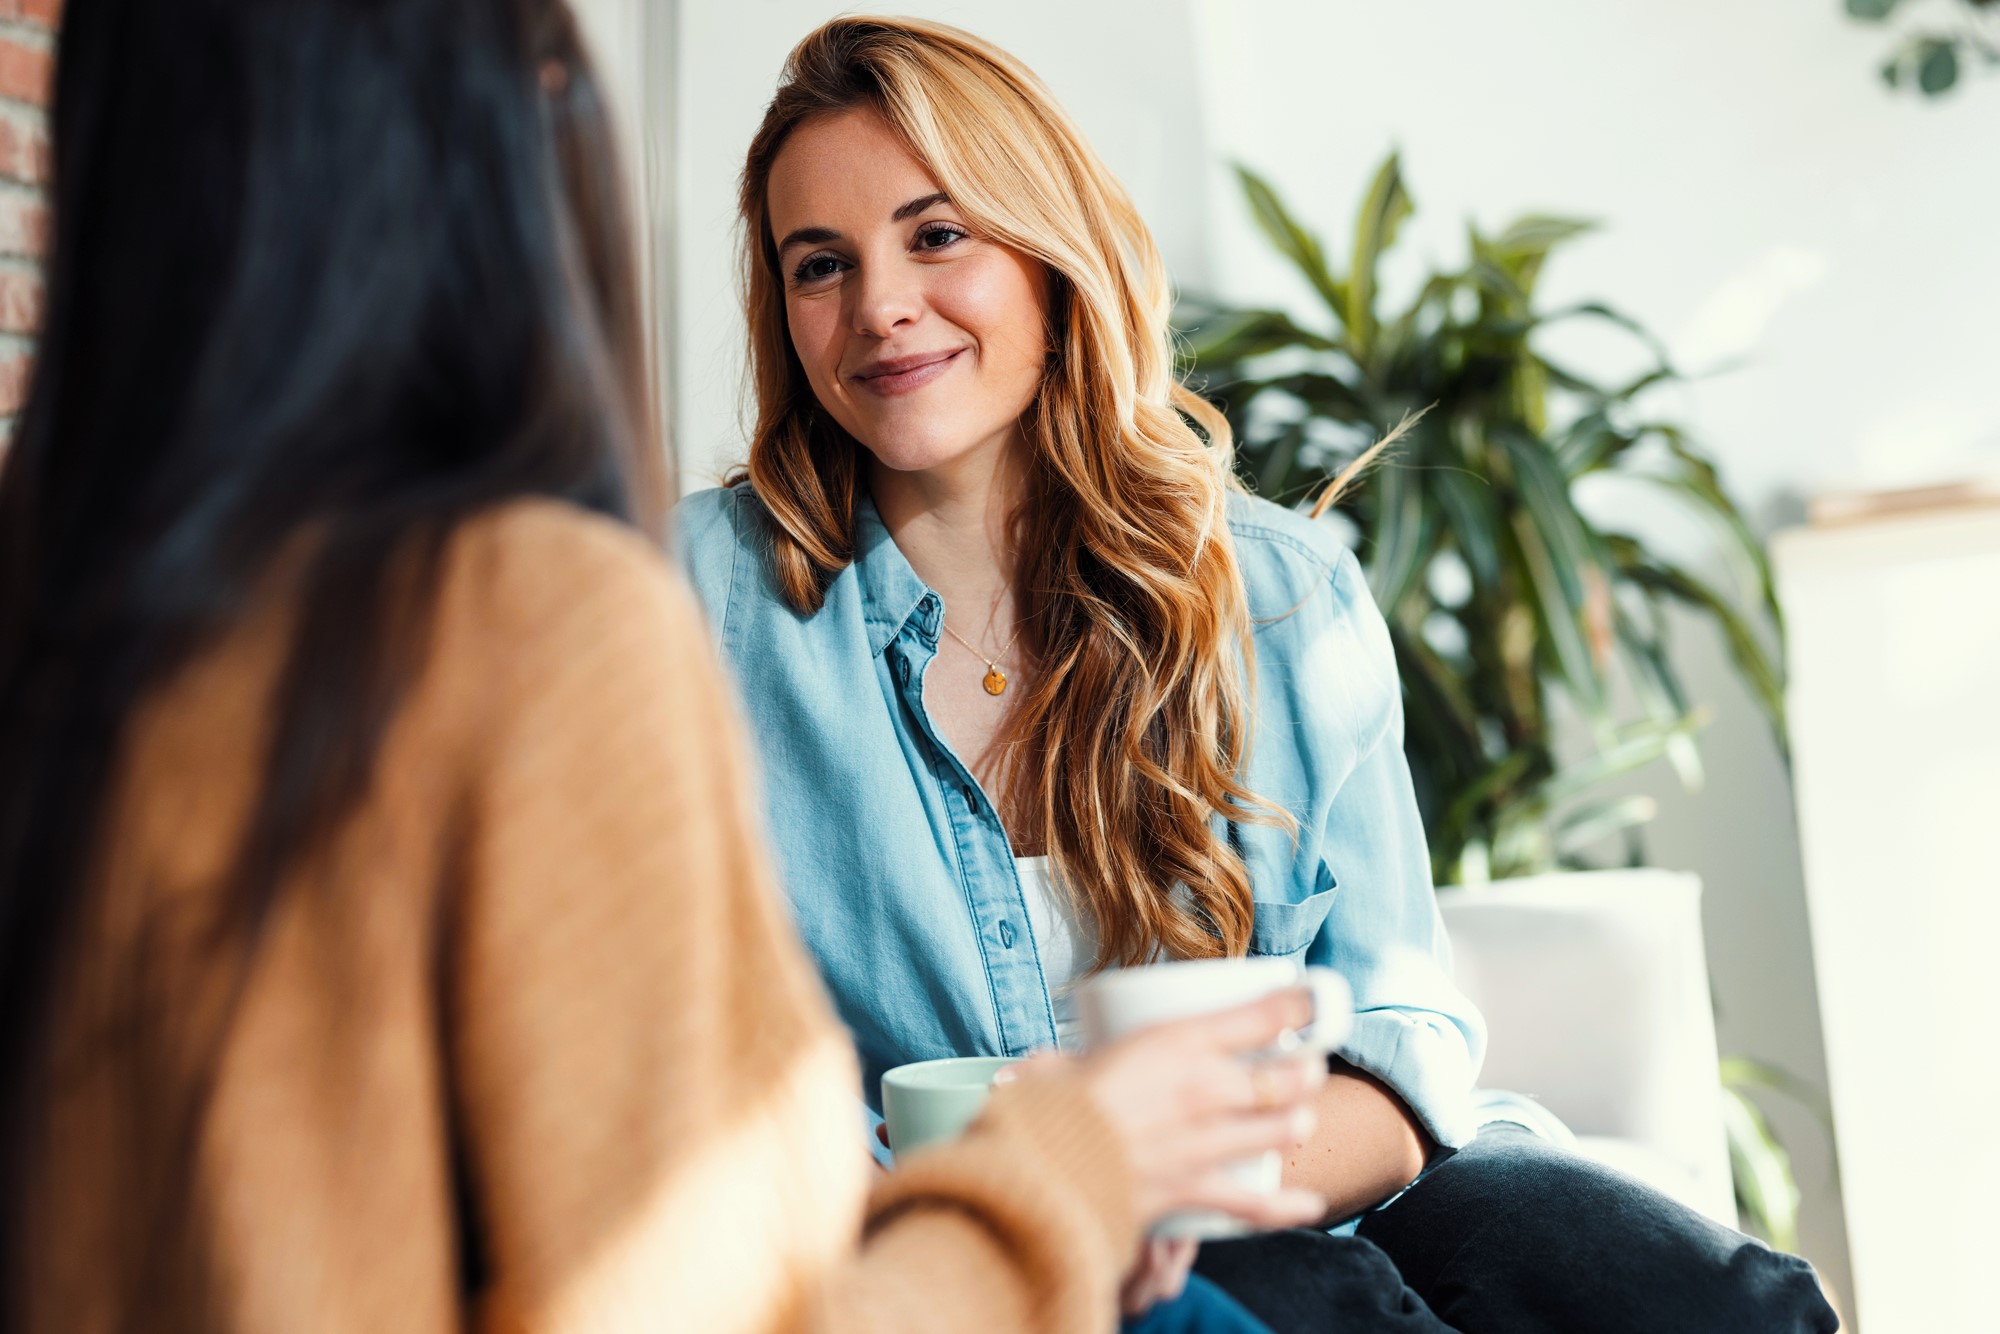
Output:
[436, 504, 1137, 1334]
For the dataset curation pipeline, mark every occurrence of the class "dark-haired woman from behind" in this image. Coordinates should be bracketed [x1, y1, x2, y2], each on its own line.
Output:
[0, 3, 1319, 1331]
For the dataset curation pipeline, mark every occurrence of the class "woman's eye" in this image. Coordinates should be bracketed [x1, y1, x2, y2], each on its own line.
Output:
[916, 225, 966, 251]
[793, 254, 846, 284]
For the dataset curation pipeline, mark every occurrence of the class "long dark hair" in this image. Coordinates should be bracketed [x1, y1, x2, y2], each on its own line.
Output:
[0, 0, 654, 1305]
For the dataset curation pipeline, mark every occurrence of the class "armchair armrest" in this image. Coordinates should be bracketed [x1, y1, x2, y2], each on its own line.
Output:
[1437, 869, 1736, 1226]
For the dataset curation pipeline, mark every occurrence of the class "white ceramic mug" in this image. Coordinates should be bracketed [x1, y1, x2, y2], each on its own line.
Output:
[1077, 956, 1353, 1239]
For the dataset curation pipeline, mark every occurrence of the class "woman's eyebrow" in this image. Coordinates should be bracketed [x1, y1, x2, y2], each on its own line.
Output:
[777, 192, 954, 257]
[776, 225, 839, 256]
[890, 191, 950, 221]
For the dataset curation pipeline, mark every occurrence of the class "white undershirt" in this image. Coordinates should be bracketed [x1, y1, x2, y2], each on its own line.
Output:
[1014, 856, 1097, 1052]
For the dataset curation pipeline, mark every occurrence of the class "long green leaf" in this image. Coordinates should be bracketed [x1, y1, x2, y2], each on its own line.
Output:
[1440, 748, 1538, 851]
[1552, 795, 1660, 858]
[1487, 214, 1597, 300]
[1555, 409, 1639, 477]
[1251, 371, 1373, 422]
[1647, 426, 1787, 639]
[1393, 624, 1486, 760]
[1721, 1057, 1832, 1132]
[1535, 715, 1706, 807]
[1379, 273, 1459, 380]
[1631, 469, 1782, 653]
[1393, 626, 1492, 866]
[1429, 464, 1503, 588]
[1539, 300, 1672, 366]
[1492, 214, 1598, 257]
[1180, 304, 1339, 363]
[1489, 798, 1557, 880]
[1501, 433, 1596, 607]
[1610, 364, 1679, 403]
[1505, 507, 1607, 721]
[1536, 356, 1617, 399]
[1250, 420, 1306, 498]
[1500, 434, 1612, 720]
[1613, 612, 1705, 790]
[1467, 242, 1528, 313]
[1722, 1085, 1801, 1252]
[1347, 153, 1413, 363]
[1616, 549, 1790, 751]
[1234, 164, 1350, 322]
[1363, 459, 1432, 616]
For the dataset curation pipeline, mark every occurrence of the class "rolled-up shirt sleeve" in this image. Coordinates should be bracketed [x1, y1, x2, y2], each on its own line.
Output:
[1298, 550, 1486, 1150]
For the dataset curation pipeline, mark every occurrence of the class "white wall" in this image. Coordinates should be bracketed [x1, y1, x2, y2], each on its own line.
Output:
[669, 0, 1213, 492]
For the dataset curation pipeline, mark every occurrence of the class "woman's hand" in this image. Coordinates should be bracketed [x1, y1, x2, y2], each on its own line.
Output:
[1119, 1236, 1199, 1317]
[1012, 987, 1329, 1233]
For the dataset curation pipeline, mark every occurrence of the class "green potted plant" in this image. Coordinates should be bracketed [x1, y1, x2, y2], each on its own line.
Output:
[1179, 154, 1810, 1249]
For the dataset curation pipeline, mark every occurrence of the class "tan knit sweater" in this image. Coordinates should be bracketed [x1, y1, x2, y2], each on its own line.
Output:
[25, 501, 1137, 1334]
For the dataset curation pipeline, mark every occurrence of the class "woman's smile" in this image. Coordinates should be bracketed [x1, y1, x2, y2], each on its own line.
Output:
[849, 346, 969, 397]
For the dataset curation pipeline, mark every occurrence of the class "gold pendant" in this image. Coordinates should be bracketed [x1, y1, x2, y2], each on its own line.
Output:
[982, 665, 1008, 696]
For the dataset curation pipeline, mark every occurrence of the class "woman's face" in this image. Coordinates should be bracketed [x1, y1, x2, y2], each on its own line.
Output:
[764, 107, 1050, 481]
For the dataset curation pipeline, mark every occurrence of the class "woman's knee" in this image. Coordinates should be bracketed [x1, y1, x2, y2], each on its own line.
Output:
[1359, 1128, 1839, 1332]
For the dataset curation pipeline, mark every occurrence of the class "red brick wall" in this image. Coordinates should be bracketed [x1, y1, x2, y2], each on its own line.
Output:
[0, 0, 56, 448]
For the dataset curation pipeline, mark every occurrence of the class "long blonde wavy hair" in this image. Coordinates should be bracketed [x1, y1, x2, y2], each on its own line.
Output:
[735, 16, 1287, 966]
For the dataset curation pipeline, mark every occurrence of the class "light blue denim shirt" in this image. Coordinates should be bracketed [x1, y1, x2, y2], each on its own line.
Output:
[676, 483, 1487, 1149]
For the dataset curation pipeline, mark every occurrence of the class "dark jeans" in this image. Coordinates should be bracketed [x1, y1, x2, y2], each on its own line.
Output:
[1193, 1125, 1840, 1334]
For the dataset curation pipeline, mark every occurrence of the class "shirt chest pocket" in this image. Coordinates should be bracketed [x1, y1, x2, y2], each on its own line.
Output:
[1247, 869, 1338, 959]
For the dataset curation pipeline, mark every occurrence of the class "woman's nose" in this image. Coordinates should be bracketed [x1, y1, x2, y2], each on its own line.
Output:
[849, 258, 924, 338]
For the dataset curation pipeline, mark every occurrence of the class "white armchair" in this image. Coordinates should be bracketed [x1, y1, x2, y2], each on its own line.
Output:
[1437, 869, 1737, 1228]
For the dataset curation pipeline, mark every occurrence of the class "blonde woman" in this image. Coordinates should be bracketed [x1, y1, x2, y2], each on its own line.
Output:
[680, 16, 1836, 1334]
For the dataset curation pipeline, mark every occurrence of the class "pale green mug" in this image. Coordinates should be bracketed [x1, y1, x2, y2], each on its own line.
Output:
[880, 1055, 1014, 1160]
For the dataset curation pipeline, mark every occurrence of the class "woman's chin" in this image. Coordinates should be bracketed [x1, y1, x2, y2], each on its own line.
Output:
[857, 431, 1007, 480]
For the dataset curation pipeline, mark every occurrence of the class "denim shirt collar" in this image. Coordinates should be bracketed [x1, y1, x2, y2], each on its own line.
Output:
[853, 492, 941, 657]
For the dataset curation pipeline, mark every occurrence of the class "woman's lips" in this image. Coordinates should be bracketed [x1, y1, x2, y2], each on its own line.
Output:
[850, 348, 965, 397]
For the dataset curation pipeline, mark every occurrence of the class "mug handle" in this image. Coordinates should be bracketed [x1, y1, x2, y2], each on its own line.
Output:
[1298, 965, 1354, 1051]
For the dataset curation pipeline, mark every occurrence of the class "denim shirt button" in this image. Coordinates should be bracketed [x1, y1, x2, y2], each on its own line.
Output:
[897, 656, 911, 687]
[997, 919, 1017, 949]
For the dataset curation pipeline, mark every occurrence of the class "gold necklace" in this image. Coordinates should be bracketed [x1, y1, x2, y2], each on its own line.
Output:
[940, 617, 1023, 696]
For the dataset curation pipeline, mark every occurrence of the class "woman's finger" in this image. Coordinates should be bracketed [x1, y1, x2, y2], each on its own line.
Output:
[1148, 1047, 1324, 1124]
[1172, 1176, 1330, 1232]
[1222, 1050, 1327, 1114]
[1118, 1237, 1169, 1317]
[1146, 987, 1316, 1057]
[1153, 1236, 1196, 1303]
